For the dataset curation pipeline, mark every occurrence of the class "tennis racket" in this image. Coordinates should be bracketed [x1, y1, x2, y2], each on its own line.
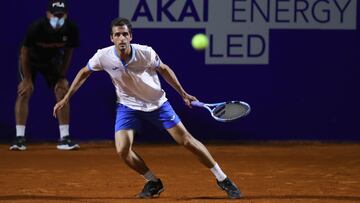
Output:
[191, 100, 251, 122]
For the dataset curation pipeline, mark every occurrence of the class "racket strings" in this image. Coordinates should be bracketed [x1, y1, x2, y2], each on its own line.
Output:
[213, 103, 249, 120]
[213, 105, 226, 116]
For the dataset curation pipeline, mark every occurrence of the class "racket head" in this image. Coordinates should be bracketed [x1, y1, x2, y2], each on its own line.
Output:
[211, 101, 250, 122]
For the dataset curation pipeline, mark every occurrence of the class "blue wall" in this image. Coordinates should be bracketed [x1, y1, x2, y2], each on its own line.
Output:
[1, 1, 359, 142]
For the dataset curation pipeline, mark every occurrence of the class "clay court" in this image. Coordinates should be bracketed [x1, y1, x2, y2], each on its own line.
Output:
[1, 142, 360, 203]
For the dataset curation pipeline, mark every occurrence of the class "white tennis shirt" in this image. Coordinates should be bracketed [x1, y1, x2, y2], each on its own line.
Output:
[87, 44, 167, 112]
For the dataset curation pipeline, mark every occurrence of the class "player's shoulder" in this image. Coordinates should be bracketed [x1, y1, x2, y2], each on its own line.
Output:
[94, 45, 115, 56]
[132, 44, 157, 60]
[132, 44, 155, 54]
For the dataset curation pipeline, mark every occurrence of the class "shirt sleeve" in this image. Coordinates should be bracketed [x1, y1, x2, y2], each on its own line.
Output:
[148, 47, 162, 68]
[87, 49, 103, 71]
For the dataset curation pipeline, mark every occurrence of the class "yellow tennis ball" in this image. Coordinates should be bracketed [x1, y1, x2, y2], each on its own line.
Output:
[191, 33, 208, 50]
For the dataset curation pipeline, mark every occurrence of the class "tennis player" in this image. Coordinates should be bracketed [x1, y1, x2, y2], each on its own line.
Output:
[53, 17, 241, 199]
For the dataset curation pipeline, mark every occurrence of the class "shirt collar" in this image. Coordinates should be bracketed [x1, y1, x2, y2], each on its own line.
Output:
[113, 44, 136, 68]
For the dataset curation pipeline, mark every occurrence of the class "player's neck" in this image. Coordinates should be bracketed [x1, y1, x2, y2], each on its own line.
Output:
[118, 46, 132, 61]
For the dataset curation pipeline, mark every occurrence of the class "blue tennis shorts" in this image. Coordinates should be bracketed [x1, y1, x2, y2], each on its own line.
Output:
[115, 101, 181, 132]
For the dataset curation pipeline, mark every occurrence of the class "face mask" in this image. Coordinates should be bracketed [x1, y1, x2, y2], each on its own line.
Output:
[49, 16, 65, 29]
[58, 17, 65, 27]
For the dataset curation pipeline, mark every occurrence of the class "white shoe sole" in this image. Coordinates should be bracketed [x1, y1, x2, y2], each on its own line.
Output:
[9, 145, 26, 151]
[57, 144, 80, 150]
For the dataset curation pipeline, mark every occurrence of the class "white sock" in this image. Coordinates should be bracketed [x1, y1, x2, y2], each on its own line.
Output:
[59, 125, 69, 139]
[16, 125, 25, 137]
[210, 163, 227, 181]
[143, 171, 158, 182]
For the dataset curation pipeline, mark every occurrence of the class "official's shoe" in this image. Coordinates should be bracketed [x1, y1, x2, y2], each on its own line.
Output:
[9, 136, 27, 151]
[138, 179, 164, 198]
[57, 136, 80, 150]
[217, 177, 242, 199]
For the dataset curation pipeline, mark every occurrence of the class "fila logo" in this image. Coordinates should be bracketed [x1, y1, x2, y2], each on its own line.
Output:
[52, 2, 65, 8]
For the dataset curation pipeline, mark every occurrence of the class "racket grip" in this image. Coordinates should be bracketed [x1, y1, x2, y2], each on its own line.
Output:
[191, 100, 205, 107]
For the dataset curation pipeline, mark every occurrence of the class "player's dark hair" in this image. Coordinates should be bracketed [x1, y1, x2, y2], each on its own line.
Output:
[110, 17, 132, 35]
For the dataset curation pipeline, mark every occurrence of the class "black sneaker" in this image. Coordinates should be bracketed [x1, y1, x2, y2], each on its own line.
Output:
[9, 136, 27, 151]
[57, 136, 80, 150]
[217, 177, 242, 199]
[138, 179, 164, 198]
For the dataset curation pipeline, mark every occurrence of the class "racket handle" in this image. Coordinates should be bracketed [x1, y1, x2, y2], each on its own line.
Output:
[191, 100, 205, 107]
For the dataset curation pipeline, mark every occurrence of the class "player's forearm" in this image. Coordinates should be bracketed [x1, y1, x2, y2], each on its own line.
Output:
[64, 67, 91, 101]
[159, 65, 187, 98]
[20, 47, 32, 81]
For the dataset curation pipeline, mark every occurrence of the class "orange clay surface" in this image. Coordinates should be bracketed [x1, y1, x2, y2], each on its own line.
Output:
[1, 142, 360, 203]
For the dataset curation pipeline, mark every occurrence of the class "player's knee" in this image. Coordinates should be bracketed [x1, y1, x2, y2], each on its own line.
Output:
[116, 146, 130, 159]
[180, 133, 194, 148]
